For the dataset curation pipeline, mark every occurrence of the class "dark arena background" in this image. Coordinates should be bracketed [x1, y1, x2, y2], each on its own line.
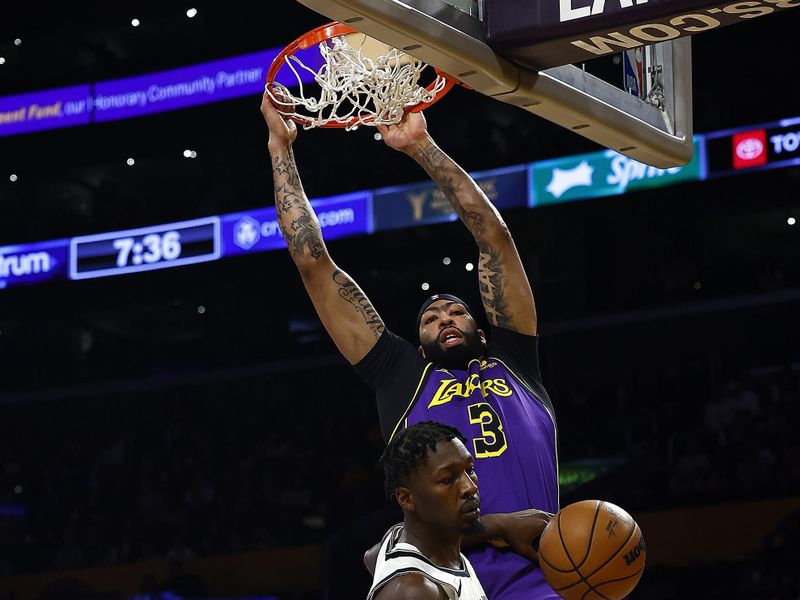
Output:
[1, 2, 799, 600]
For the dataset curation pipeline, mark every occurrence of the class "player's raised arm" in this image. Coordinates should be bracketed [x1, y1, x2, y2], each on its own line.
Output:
[377, 113, 537, 336]
[261, 91, 384, 363]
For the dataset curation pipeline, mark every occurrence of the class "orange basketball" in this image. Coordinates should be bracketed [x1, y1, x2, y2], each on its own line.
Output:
[538, 500, 646, 600]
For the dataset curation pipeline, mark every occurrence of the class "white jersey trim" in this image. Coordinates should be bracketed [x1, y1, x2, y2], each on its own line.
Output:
[366, 525, 487, 600]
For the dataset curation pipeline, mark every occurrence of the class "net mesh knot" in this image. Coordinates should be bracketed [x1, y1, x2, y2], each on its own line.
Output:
[269, 34, 448, 130]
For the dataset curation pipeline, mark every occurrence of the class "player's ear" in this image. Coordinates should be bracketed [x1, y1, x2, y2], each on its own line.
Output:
[478, 328, 487, 346]
[395, 487, 415, 511]
[418, 345, 426, 359]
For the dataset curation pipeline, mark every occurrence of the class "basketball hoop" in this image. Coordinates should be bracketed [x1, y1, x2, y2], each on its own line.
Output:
[266, 22, 458, 130]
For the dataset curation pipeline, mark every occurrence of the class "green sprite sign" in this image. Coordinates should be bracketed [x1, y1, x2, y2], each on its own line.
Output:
[530, 140, 704, 206]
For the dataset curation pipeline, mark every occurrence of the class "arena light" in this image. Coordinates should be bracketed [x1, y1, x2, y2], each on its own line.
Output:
[442, 257, 451, 265]
[0, 57, 5, 65]
[186, 7, 198, 18]
[126, 158, 135, 166]
[13, 39, 21, 46]
[197, 305, 206, 314]
[131, 18, 140, 27]
[421, 282, 430, 291]
[789, 217, 797, 226]
[9, 173, 18, 182]
[183, 149, 197, 159]
[465, 262, 474, 272]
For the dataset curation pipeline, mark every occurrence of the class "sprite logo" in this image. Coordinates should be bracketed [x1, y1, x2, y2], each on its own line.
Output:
[532, 142, 701, 205]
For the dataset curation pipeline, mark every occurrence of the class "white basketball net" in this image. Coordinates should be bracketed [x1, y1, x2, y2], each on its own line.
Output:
[268, 34, 448, 130]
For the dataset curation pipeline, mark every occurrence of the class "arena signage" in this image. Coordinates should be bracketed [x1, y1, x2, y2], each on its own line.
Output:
[529, 140, 703, 206]
[0, 85, 91, 137]
[0, 47, 321, 137]
[93, 48, 319, 123]
[222, 192, 373, 256]
[705, 117, 800, 175]
[373, 165, 527, 231]
[0, 239, 69, 289]
[487, 0, 800, 69]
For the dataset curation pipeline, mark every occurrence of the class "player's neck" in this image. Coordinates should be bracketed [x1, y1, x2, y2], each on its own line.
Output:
[401, 521, 462, 569]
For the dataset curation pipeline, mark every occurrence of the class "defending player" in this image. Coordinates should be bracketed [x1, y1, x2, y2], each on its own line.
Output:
[261, 90, 558, 600]
[369, 421, 487, 600]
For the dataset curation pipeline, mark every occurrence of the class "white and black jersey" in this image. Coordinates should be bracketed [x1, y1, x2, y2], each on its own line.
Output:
[367, 525, 488, 600]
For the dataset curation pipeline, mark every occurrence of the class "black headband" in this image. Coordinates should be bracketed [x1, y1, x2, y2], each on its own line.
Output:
[416, 294, 473, 334]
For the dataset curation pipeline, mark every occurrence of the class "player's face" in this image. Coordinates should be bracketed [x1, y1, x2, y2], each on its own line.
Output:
[408, 438, 481, 535]
[418, 300, 486, 370]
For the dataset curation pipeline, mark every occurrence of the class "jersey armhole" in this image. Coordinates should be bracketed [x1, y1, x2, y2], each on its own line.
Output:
[387, 362, 434, 443]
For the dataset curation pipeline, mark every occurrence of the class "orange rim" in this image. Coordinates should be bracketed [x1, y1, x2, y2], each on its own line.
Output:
[266, 21, 459, 129]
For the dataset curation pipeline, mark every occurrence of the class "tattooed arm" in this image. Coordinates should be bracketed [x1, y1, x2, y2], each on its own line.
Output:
[261, 91, 384, 363]
[377, 112, 537, 335]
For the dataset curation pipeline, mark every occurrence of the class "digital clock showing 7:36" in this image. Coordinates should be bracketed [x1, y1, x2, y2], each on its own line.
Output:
[69, 216, 221, 280]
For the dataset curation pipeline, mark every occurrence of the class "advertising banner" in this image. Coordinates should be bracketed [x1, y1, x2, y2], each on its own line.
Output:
[0, 239, 69, 290]
[530, 140, 704, 206]
[706, 117, 800, 176]
[373, 164, 528, 231]
[222, 192, 373, 257]
[0, 85, 92, 137]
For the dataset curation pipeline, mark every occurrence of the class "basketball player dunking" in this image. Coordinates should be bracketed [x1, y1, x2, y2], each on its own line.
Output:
[369, 421, 488, 600]
[261, 91, 559, 600]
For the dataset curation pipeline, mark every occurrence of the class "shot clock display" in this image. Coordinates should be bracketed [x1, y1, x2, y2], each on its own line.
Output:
[69, 216, 221, 280]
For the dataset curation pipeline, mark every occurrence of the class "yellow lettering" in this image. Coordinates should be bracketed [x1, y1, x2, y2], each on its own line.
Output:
[27, 102, 63, 120]
[629, 23, 680, 42]
[723, 1, 774, 17]
[429, 376, 513, 408]
[464, 374, 481, 397]
[764, 0, 800, 7]
[407, 192, 427, 222]
[428, 379, 459, 408]
[490, 379, 513, 397]
[0, 107, 27, 124]
[670, 14, 720, 32]
[571, 32, 642, 56]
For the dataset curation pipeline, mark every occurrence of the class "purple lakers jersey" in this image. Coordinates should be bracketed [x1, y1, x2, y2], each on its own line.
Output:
[356, 327, 560, 600]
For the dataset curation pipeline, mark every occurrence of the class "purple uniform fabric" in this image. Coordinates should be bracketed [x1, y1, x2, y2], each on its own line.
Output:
[355, 328, 560, 600]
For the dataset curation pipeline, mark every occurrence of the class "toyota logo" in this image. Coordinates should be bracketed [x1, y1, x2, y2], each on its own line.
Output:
[735, 137, 764, 161]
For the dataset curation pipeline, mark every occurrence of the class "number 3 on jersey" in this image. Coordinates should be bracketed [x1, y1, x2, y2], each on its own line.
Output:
[467, 402, 508, 458]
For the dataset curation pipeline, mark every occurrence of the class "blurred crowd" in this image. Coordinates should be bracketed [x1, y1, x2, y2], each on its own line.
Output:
[0, 369, 384, 576]
[1, 356, 799, 589]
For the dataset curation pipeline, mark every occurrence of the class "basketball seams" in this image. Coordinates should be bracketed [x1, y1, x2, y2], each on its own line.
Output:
[581, 584, 611, 600]
[556, 503, 612, 600]
[575, 500, 602, 569]
[580, 523, 640, 583]
[591, 566, 645, 588]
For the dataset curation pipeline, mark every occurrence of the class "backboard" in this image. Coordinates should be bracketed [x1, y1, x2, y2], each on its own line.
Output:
[294, 0, 693, 168]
